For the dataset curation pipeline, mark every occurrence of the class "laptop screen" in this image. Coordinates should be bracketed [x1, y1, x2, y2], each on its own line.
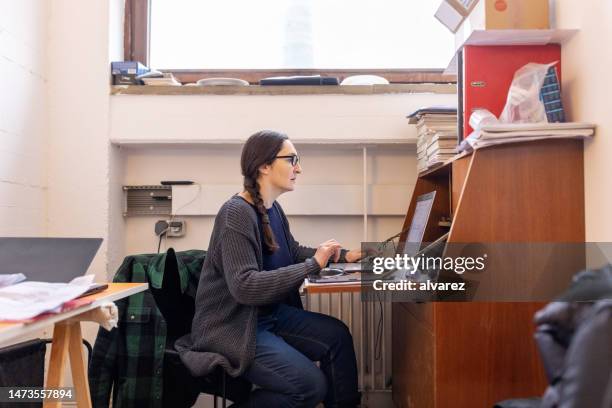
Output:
[0, 238, 102, 283]
[402, 191, 436, 257]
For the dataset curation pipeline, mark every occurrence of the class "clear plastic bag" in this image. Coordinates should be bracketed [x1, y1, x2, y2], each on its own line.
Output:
[499, 62, 557, 124]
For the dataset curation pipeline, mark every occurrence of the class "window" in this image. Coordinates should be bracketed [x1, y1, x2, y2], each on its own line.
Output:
[125, 0, 457, 84]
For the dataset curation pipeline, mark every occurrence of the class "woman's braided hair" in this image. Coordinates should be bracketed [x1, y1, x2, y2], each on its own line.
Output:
[241, 130, 288, 253]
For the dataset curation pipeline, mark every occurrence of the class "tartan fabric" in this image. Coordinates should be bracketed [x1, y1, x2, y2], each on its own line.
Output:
[88, 249, 205, 408]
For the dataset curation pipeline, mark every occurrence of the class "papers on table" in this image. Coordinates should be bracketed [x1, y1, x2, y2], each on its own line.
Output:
[461, 122, 596, 151]
[0, 273, 26, 288]
[0, 275, 94, 321]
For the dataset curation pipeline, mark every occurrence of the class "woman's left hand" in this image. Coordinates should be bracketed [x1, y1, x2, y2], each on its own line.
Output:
[344, 249, 363, 263]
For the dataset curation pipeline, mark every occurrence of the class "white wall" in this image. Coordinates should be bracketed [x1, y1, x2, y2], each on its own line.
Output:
[109, 93, 448, 143]
[555, 0, 612, 244]
[0, 0, 49, 236]
[45, 0, 125, 368]
[119, 143, 419, 257]
[46, 0, 123, 282]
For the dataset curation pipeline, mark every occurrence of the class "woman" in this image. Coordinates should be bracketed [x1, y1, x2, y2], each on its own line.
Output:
[176, 130, 362, 407]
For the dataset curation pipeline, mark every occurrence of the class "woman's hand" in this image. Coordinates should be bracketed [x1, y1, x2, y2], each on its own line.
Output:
[344, 249, 364, 263]
[313, 239, 342, 268]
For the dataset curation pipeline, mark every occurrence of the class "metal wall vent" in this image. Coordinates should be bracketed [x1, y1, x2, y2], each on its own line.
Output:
[123, 185, 172, 216]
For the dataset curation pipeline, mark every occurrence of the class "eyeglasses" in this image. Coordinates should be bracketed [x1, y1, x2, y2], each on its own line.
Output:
[275, 154, 300, 166]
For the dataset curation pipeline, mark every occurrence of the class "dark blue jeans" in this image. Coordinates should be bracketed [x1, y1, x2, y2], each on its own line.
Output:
[235, 303, 360, 408]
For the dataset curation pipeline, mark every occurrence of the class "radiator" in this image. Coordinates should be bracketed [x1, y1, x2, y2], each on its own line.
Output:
[304, 291, 393, 406]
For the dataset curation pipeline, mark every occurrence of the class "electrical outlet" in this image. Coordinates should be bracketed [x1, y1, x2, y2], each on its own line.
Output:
[166, 219, 186, 237]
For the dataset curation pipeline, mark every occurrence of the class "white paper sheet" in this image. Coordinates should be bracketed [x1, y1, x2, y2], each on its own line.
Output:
[458, 123, 596, 153]
[0, 275, 95, 321]
[480, 128, 594, 139]
[472, 133, 593, 150]
[481, 122, 596, 133]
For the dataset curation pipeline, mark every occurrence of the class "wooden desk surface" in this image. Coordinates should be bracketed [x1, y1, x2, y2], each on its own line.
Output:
[0, 283, 148, 346]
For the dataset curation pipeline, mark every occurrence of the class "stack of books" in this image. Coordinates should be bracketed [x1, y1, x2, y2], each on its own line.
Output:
[408, 107, 458, 172]
[425, 131, 458, 168]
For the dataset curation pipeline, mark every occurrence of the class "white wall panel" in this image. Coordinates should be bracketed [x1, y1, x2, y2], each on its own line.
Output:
[0, 0, 48, 237]
[555, 0, 612, 244]
[110, 93, 456, 144]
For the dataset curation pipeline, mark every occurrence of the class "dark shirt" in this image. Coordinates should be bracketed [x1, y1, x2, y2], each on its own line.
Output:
[256, 203, 294, 315]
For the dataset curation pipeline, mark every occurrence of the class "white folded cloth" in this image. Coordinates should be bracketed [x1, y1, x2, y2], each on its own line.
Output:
[73, 302, 118, 331]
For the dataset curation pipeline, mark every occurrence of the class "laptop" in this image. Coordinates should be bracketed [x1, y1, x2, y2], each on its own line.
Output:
[312, 232, 449, 284]
[0, 237, 107, 296]
[329, 191, 437, 275]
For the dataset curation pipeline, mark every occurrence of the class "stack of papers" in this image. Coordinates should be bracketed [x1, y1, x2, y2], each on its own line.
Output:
[468, 122, 596, 150]
[408, 107, 458, 172]
[0, 275, 94, 321]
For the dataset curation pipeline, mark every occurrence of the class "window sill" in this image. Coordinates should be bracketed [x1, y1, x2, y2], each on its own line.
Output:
[110, 83, 456, 96]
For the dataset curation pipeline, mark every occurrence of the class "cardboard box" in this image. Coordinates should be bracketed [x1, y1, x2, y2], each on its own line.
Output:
[436, 0, 549, 33]
[435, 0, 478, 33]
[465, 0, 549, 30]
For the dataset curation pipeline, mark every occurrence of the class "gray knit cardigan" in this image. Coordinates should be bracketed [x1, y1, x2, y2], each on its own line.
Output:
[175, 195, 343, 378]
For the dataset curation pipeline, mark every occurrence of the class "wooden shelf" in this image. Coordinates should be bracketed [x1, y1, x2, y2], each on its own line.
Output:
[445, 28, 578, 74]
[418, 150, 471, 177]
[110, 83, 457, 96]
[456, 28, 578, 48]
[111, 138, 417, 147]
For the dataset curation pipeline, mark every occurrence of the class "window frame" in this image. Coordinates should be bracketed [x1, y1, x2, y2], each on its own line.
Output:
[124, 0, 457, 85]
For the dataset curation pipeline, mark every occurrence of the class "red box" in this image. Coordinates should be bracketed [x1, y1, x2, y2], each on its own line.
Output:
[461, 44, 561, 137]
